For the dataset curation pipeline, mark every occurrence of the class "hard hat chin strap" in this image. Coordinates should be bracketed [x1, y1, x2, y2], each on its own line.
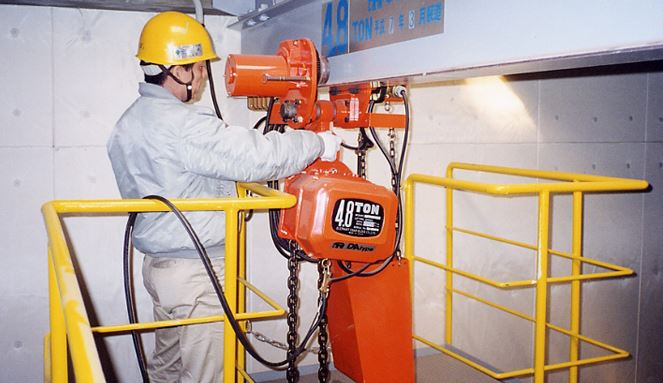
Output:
[159, 64, 194, 102]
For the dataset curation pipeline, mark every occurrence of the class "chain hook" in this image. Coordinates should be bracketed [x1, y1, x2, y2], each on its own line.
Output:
[319, 259, 332, 296]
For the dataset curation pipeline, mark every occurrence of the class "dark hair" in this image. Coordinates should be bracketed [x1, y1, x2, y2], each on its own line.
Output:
[142, 61, 194, 85]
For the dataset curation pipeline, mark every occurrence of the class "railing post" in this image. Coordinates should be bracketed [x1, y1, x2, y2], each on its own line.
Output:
[445, 167, 454, 345]
[534, 191, 551, 383]
[237, 185, 248, 383]
[224, 208, 240, 383]
[404, 179, 415, 306]
[569, 191, 583, 383]
[48, 249, 68, 383]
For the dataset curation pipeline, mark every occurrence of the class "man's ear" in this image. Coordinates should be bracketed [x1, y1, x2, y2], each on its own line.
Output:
[170, 65, 183, 78]
[171, 65, 192, 80]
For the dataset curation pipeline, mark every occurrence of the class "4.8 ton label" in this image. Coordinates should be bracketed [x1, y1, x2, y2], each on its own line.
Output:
[331, 198, 384, 237]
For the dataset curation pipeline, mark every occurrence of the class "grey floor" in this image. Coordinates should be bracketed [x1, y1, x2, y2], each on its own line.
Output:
[263, 352, 502, 383]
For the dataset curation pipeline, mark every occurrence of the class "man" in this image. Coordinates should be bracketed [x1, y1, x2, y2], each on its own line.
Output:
[107, 11, 341, 383]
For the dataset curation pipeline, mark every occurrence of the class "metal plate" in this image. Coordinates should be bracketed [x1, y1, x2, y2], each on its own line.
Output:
[238, 0, 663, 86]
[321, 0, 444, 56]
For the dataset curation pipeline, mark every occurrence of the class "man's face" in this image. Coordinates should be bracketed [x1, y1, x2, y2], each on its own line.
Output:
[190, 61, 208, 102]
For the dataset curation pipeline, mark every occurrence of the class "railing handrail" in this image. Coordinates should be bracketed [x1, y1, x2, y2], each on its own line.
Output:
[404, 163, 649, 383]
[45, 183, 297, 214]
[405, 162, 649, 195]
[43, 183, 296, 383]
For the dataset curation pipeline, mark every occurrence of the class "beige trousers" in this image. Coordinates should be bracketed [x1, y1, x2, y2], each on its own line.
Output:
[143, 255, 225, 383]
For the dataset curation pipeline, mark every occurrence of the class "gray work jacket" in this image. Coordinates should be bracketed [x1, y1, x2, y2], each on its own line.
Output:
[107, 83, 323, 258]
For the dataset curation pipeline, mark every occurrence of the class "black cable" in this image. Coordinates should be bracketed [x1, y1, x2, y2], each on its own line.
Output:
[397, 91, 410, 183]
[123, 196, 330, 370]
[205, 60, 224, 120]
[292, 246, 321, 264]
[368, 126, 397, 176]
[266, 179, 292, 259]
[342, 128, 374, 151]
[145, 195, 326, 367]
[260, 98, 320, 264]
[331, 88, 411, 281]
[331, 261, 374, 283]
[341, 142, 360, 150]
[197, 17, 223, 120]
[391, 89, 410, 254]
[252, 115, 267, 130]
[123, 212, 150, 383]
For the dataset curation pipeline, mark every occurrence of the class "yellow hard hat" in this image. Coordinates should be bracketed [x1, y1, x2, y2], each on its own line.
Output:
[137, 11, 218, 66]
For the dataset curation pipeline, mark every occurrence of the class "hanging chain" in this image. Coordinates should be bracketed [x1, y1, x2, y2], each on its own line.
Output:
[245, 327, 327, 354]
[388, 127, 398, 193]
[388, 127, 403, 261]
[356, 130, 368, 179]
[316, 259, 331, 382]
[286, 250, 300, 383]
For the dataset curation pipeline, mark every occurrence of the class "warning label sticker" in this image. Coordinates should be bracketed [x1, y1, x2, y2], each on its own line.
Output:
[331, 198, 384, 237]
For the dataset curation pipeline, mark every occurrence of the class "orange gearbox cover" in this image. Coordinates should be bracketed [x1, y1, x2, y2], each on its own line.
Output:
[278, 160, 397, 262]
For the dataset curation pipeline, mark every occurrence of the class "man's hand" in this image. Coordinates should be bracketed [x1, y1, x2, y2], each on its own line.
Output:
[317, 131, 343, 161]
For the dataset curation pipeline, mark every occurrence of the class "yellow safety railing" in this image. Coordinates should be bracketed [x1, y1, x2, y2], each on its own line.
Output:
[404, 162, 648, 383]
[42, 183, 295, 383]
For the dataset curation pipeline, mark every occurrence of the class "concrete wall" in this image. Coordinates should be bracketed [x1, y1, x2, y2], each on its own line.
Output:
[402, 68, 663, 383]
[0, 5, 244, 382]
[0, 4, 661, 382]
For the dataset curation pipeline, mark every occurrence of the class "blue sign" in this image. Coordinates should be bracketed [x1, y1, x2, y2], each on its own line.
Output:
[322, 0, 349, 57]
[322, 0, 445, 57]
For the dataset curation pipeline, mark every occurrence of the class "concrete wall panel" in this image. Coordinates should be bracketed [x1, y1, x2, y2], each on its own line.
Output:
[540, 73, 647, 143]
[0, 5, 53, 147]
[0, 147, 53, 383]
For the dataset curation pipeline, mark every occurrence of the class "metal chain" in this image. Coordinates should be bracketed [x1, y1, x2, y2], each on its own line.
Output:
[316, 260, 331, 382]
[246, 327, 290, 351]
[245, 327, 327, 354]
[388, 127, 397, 193]
[286, 251, 300, 383]
[388, 127, 402, 261]
[356, 130, 367, 179]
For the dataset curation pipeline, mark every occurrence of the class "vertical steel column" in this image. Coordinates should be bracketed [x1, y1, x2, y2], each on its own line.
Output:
[534, 192, 551, 383]
[48, 250, 67, 383]
[224, 208, 239, 383]
[445, 168, 454, 345]
[569, 191, 583, 383]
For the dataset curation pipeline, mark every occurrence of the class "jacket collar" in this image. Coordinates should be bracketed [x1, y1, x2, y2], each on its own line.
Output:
[138, 82, 181, 102]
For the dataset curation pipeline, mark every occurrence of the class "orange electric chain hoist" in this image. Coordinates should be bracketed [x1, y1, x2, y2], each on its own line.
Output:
[225, 39, 415, 383]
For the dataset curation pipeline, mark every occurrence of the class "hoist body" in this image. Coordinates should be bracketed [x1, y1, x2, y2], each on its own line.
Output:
[278, 160, 398, 263]
[225, 38, 414, 383]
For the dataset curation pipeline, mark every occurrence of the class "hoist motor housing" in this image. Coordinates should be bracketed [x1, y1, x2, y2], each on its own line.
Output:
[278, 160, 398, 262]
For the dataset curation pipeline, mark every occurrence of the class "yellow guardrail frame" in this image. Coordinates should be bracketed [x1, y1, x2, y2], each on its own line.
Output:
[42, 183, 295, 383]
[404, 163, 648, 383]
[44, 163, 648, 383]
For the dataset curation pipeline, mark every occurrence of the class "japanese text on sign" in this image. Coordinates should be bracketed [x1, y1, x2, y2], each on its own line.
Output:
[322, 0, 444, 57]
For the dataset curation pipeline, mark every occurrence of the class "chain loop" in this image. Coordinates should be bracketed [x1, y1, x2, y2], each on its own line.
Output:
[316, 260, 331, 382]
[356, 130, 367, 179]
[388, 127, 397, 193]
[245, 327, 328, 354]
[286, 251, 300, 382]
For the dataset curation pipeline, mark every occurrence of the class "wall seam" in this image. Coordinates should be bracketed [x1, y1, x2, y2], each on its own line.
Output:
[633, 72, 650, 383]
[50, 6, 56, 199]
[536, 79, 541, 170]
